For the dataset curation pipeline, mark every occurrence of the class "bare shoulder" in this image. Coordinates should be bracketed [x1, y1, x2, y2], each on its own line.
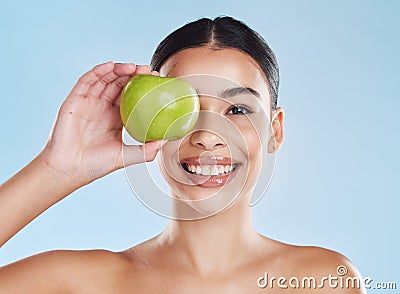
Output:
[258, 237, 366, 293]
[0, 249, 136, 293]
[293, 245, 366, 293]
[287, 245, 362, 279]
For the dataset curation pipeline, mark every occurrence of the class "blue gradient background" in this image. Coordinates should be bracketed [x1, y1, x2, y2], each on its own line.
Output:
[0, 0, 398, 292]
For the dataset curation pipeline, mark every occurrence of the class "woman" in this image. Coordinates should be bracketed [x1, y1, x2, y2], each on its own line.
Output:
[0, 16, 365, 293]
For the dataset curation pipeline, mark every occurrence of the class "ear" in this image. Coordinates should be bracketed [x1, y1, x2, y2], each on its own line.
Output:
[267, 107, 284, 153]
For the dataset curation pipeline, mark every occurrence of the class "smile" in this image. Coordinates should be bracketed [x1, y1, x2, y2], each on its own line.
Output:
[181, 163, 239, 176]
[179, 156, 241, 187]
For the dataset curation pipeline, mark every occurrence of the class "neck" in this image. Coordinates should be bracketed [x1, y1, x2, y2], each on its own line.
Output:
[159, 192, 264, 275]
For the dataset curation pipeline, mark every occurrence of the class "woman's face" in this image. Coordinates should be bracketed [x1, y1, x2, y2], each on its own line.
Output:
[156, 47, 277, 216]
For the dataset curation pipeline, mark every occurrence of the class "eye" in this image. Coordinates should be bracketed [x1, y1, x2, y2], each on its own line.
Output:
[226, 104, 254, 115]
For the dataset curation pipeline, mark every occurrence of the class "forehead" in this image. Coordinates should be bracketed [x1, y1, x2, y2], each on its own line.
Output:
[159, 47, 271, 104]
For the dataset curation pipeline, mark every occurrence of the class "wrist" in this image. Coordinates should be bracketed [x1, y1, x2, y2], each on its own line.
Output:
[34, 152, 81, 199]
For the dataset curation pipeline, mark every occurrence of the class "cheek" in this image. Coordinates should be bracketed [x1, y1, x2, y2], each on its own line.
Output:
[245, 129, 263, 161]
[156, 155, 168, 181]
[233, 117, 267, 160]
[156, 145, 177, 183]
[241, 126, 265, 190]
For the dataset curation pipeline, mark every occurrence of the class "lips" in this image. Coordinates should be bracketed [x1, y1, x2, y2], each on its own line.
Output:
[180, 156, 241, 187]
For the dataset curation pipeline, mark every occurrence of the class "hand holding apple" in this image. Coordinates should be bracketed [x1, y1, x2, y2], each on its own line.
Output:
[120, 75, 200, 143]
[39, 62, 165, 189]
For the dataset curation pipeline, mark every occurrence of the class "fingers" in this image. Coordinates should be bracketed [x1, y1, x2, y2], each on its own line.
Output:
[68, 63, 159, 106]
[120, 140, 167, 167]
[100, 75, 132, 106]
[70, 62, 114, 97]
[87, 71, 120, 98]
[134, 65, 152, 75]
[99, 65, 159, 106]
[69, 62, 137, 99]
[113, 63, 137, 76]
[87, 63, 137, 99]
[100, 65, 158, 106]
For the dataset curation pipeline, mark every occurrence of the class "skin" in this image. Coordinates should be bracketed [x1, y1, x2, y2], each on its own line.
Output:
[0, 48, 366, 293]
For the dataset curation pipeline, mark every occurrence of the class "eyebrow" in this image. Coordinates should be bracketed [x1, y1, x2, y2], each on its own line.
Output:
[219, 87, 261, 99]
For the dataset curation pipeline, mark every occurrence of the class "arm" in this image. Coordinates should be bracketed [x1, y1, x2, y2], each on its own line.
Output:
[0, 62, 163, 291]
[0, 154, 77, 248]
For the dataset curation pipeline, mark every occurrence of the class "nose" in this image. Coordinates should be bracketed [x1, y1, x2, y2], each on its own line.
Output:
[190, 130, 226, 150]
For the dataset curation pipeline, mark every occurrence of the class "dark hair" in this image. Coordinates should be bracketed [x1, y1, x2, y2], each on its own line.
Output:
[150, 16, 279, 110]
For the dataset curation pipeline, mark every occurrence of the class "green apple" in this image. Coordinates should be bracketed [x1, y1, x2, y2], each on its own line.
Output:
[120, 74, 200, 143]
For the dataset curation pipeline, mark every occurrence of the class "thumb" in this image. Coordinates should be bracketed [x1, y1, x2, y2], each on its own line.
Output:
[120, 139, 167, 167]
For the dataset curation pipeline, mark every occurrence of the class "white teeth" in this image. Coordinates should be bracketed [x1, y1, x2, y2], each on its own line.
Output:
[202, 166, 211, 176]
[218, 166, 225, 174]
[184, 163, 237, 176]
[211, 166, 219, 175]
